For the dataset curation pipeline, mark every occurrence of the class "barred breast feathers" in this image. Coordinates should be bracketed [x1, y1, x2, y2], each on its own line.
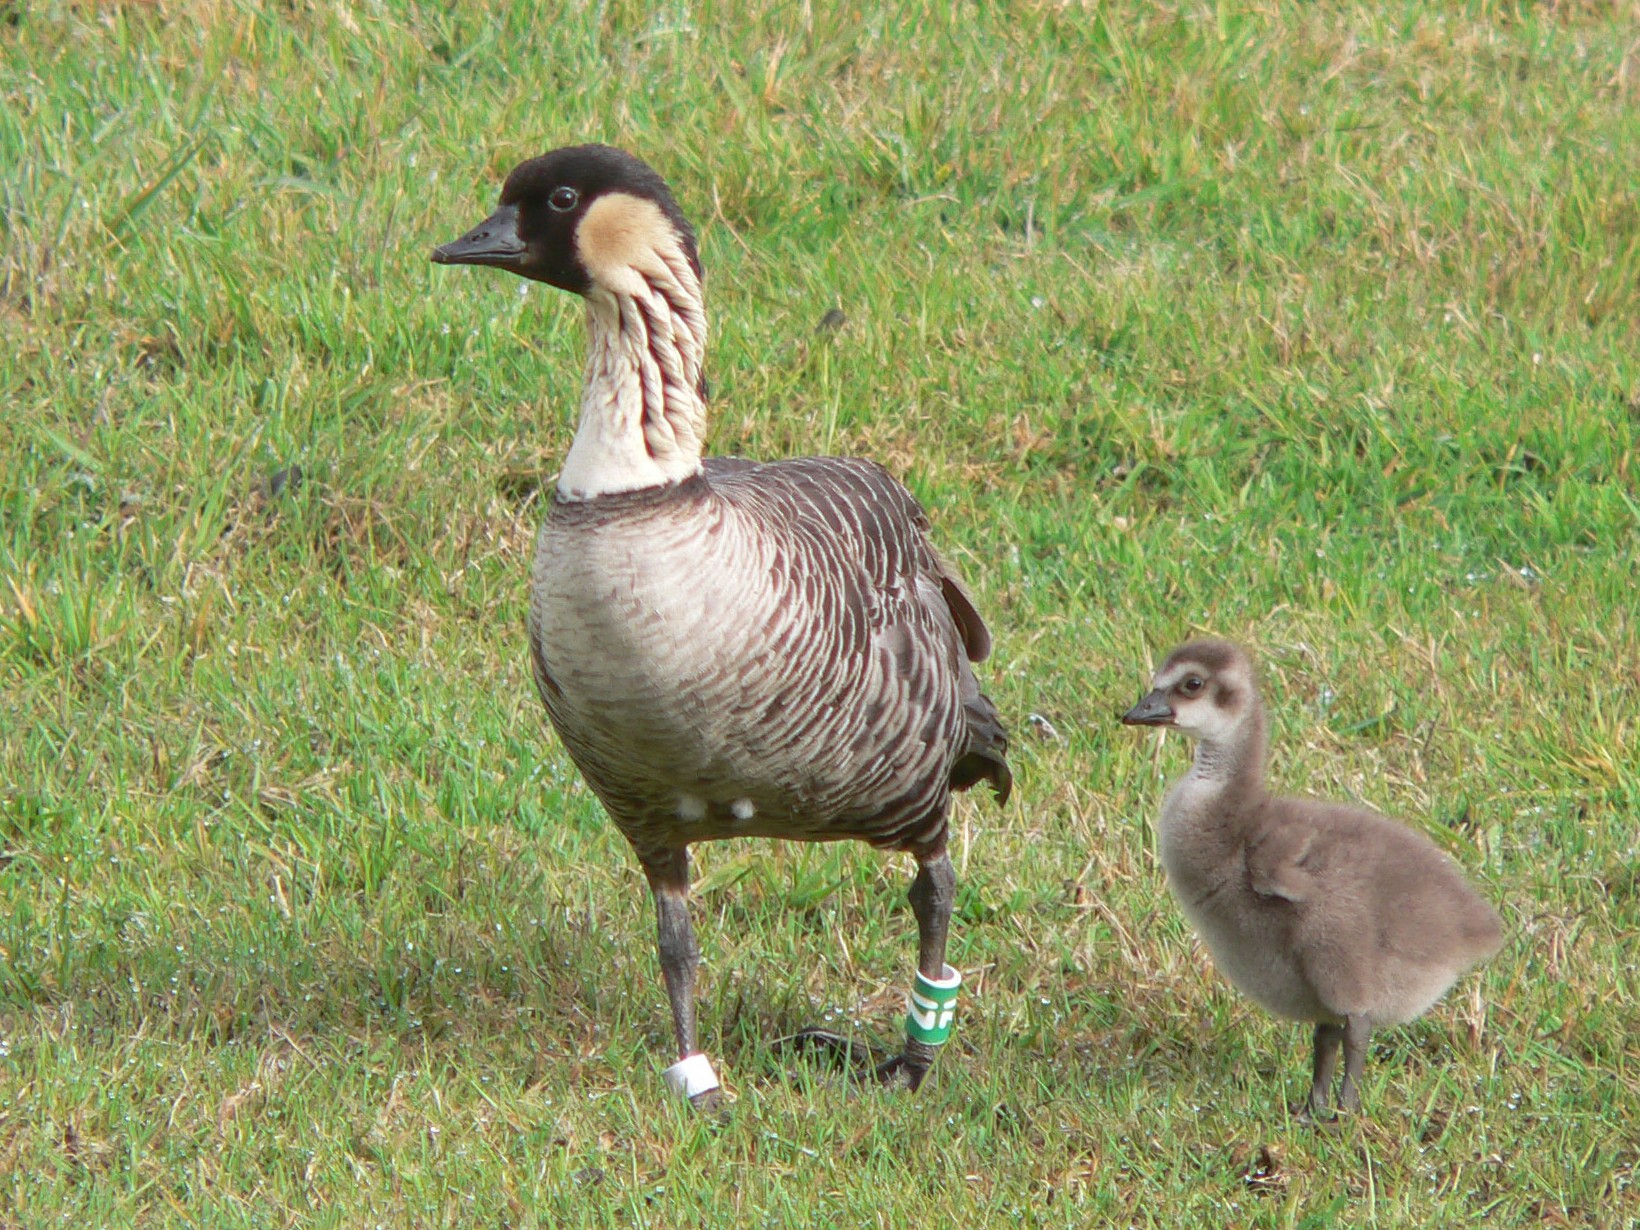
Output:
[531, 454, 1010, 848]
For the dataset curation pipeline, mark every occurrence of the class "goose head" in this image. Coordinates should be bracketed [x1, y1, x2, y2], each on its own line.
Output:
[1122, 638, 1257, 744]
[431, 144, 701, 298]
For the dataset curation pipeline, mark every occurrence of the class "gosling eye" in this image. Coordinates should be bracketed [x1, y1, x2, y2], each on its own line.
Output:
[548, 186, 579, 213]
[1178, 675, 1205, 696]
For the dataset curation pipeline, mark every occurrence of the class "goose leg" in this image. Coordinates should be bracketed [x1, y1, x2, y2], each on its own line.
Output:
[1337, 1012, 1372, 1114]
[876, 849, 957, 1091]
[641, 847, 721, 1110]
[1300, 1021, 1345, 1121]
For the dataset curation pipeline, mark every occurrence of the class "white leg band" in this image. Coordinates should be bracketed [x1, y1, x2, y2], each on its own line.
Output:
[662, 1052, 720, 1100]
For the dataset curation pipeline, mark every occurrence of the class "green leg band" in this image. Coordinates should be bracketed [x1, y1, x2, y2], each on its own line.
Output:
[905, 963, 961, 1046]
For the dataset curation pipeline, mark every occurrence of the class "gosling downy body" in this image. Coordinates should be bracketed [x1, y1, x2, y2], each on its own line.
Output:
[432, 146, 1009, 1104]
[1122, 639, 1501, 1118]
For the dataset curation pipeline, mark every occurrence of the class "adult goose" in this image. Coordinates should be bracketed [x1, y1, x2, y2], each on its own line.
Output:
[431, 145, 1010, 1106]
[1122, 639, 1502, 1119]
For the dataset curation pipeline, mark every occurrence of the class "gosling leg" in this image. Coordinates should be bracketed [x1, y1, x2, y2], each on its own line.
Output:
[1300, 1021, 1345, 1121]
[1337, 1012, 1372, 1114]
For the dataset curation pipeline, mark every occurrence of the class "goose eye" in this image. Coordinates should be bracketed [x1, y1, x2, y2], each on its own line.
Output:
[548, 186, 579, 213]
[1179, 676, 1205, 695]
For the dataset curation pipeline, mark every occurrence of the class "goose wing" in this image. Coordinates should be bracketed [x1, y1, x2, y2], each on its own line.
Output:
[704, 455, 1010, 804]
[703, 454, 989, 656]
[1244, 802, 1328, 904]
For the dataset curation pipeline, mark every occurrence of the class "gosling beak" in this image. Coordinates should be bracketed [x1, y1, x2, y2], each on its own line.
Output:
[431, 203, 525, 268]
[1121, 689, 1175, 727]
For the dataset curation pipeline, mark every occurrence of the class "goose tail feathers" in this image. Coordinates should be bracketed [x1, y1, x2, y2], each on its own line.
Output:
[950, 681, 1011, 804]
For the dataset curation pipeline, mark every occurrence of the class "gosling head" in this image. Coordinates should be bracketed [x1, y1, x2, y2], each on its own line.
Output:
[1121, 638, 1258, 744]
[431, 144, 700, 296]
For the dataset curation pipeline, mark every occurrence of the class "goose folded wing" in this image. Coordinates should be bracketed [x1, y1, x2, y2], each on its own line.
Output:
[1244, 805, 1326, 903]
[707, 454, 992, 661]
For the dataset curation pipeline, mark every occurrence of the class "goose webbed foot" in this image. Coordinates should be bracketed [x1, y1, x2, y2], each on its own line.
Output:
[774, 1029, 938, 1091]
[773, 1027, 878, 1074]
[1290, 1095, 1340, 1127]
[873, 1038, 939, 1091]
[687, 1086, 729, 1117]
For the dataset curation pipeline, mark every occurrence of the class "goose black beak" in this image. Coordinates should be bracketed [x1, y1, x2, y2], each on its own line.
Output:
[431, 203, 525, 268]
[1121, 689, 1175, 727]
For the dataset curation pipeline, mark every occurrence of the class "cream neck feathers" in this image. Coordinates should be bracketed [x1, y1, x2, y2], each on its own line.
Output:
[1186, 701, 1269, 791]
[557, 196, 708, 501]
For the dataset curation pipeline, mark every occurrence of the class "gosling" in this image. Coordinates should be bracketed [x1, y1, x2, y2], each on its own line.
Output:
[1121, 639, 1502, 1118]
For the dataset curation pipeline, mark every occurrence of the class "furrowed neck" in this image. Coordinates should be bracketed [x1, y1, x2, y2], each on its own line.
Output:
[558, 251, 707, 501]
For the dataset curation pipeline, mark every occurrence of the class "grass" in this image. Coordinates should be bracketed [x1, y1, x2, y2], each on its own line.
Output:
[2, 0, 1638, 1223]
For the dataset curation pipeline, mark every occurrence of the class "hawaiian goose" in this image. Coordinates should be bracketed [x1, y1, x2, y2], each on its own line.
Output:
[1122, 640, 1502, 1119]
[432, 145, 1010, 1105]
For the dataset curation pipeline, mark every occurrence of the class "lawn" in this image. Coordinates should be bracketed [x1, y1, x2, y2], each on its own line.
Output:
[2, 0, 1637, 1224]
